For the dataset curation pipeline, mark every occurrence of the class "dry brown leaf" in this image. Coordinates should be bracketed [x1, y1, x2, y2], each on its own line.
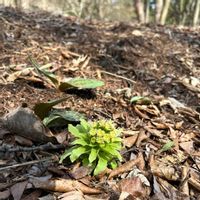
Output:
[38, 194, 56, 200]
[10, 181, 28, 200]
[58, 191, 85, 200]
[0, 189, 10, 200]
[84, 194, 109, 200]
[179, 132, 195, 142]
[122, 130, 140, 137]
[70, 166, 92, 180]
[149, 155, 182, 181]
[29, 177, 101, 194]
[152, 164, 179, 181]
[179, 141, 194, 154]
[175, 121, 184, 129]
[180, 164, 189, 195]
[122, 134, 138, 148]
[0, 118, 10, 139]
[144, 126, 164, 138]
[134, 106, 149, 119]
[136, 105, 160, 117]
[3, 107, 57, 143]
[108, 157, 140, 179]
[156, 177, 189, 200]
[21, 190, 42, 200]
[151, 121, 169, 129]
[188, 177, 200, 192]
[136, 130, 148, 147]
[118, 177, 147, 199]
[14, 135, 33, 146]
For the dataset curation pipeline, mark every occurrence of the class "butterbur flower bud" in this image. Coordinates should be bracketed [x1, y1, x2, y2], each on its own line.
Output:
[90, 128, 96, 136]
[103, 134, 111, 143]
[91, 137, 96, 143]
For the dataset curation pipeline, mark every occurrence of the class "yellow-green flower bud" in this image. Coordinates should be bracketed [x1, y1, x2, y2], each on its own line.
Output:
[90, 128, 96, 136]
[97, 129, 105, 137]
[103, 134, 111, 143]
[96, 137, 104, 144]
[91, 137, 96, 143]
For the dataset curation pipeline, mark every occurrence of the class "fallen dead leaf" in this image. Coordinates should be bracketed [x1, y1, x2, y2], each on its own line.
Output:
[70, 166, 92, 180]
[3, 107, 57, 143]
[21, 190, 42, 200]
[0, 189, 10, 200]
[10, 181, 28, 200]
[122, 134, 138, 148]
[58, 191, 85, 200]
[108, 156, 141, 179]
[118, 177, 148, 199]
[179, 141, 194, 154]
[29, 177, 101, 194]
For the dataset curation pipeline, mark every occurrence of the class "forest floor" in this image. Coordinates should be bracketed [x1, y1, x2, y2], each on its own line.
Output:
[0, 6, 200, 200]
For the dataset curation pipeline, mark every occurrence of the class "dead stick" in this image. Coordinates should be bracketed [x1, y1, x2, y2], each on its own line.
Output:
[0, 142, 65, 152]
[0, 156, 57, 171]
[100, 70, 136, 84]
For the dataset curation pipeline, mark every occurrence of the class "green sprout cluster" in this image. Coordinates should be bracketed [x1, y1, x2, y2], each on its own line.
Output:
[60, 119, 122, 175]
[89, 120, 121, 145]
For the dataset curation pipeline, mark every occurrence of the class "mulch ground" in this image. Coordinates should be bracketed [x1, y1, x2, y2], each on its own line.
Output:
[0, 6, 200, 200]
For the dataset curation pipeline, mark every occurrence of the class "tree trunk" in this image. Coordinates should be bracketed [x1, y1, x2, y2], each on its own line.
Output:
[155, 0, 163, 23]
[193, 0, 200, 26]
[133, 0, 145, 23]
[160, 0, 171, 25]
[145, 0, 149, 23]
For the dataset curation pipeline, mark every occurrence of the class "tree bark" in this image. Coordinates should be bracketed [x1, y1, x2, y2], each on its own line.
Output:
[155, 0, 163, 23]
[160, 0, 171, 25]
[133, 0, 145, 23]
[144, 0, 149, 23]
[193, 0, 200, 26]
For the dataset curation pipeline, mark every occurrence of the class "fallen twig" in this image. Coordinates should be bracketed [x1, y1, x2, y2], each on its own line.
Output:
[100, 70, 136, 84]
[0, 156, 57, 171]
[0, 142, 65, 152]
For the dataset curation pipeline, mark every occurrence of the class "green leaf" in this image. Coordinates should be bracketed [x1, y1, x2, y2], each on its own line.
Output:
[76, 124, 87, 133]
[72, 138, 88, 146]
[58, 78, 104, 91]
[94, 156, 108, 175]
[59, 147, 74, 163]
[82, 157, 90, 166]
[111, 137, 122, 143]
[28, 56, 59, 87]
[80, 119, 90, 132]
[89, 148, 98, 163]
[130, 96, 151, 105]
[43, 110, 84, 127]
[102, 145, 122, 161]
[110, 160, 117, 169]
[109, 142, 122, 150]
[68, 124, 86, 139]
[157, 140, 175, 154]
[70, 146, 87, 162]
[33, 97, 68, 119]
[43, 115, 61, 127]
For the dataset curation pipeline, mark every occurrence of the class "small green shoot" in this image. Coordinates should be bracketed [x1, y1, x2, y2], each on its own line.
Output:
[130, 96, 151, 105]
[59, 78, 104, 91]
[33, 97, 68, 120]
[28, 56, 104, 91]
[60, 119, 122, 175]
[43, 110, 85, 127]
[156, 140, 175, 155]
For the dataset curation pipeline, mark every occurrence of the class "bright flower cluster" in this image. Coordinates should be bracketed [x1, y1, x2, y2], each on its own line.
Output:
[89, 120, 121, 145]
[60, 119, 122, 175]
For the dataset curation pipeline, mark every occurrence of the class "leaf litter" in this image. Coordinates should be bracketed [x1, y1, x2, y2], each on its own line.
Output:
[0, 6, 200, 200]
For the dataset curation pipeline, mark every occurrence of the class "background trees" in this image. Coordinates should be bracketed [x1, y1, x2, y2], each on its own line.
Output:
[0, 0, 199, 26]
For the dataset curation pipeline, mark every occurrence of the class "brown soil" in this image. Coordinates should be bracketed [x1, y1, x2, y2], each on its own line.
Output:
[0, 6, 200, 200]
